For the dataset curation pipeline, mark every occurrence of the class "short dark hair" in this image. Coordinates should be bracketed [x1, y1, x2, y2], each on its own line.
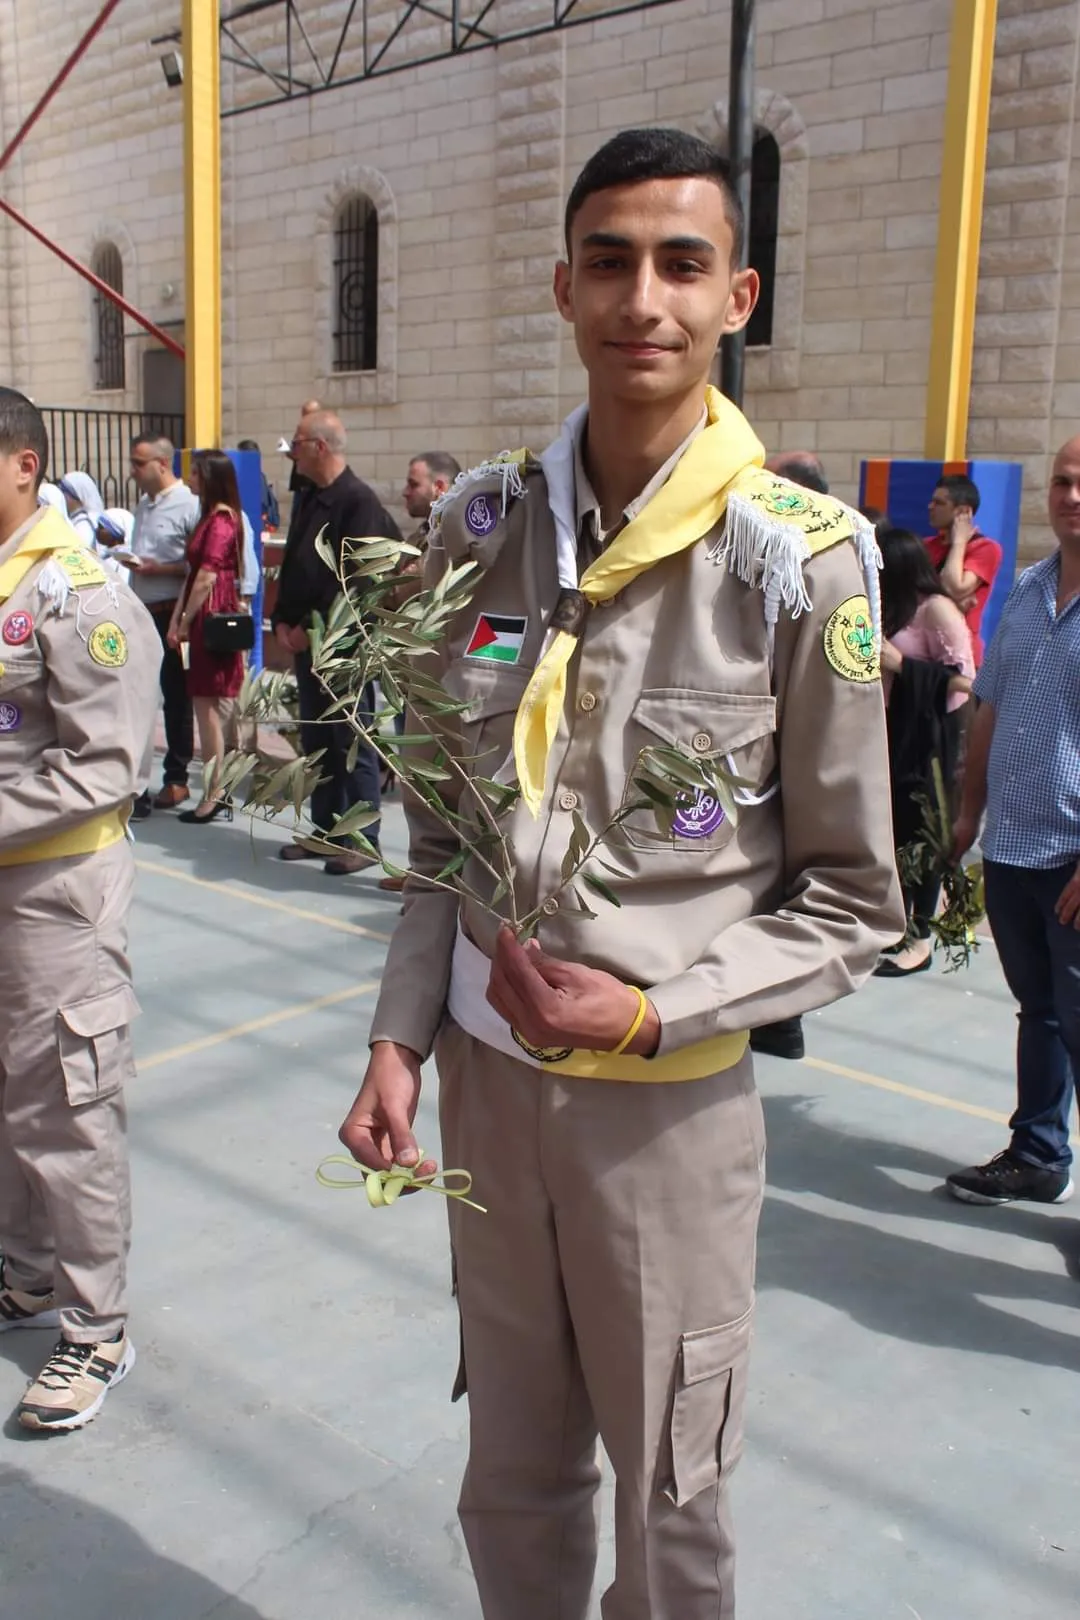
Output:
[237, 438, 260, 453]
[772, 453, 829, 495]
[412, 450, 461, 483]
[934, 473, 980, 515]
[131, 433, 175, 462]
[564, 127, 744, 263]
[0, 388, 48, 486]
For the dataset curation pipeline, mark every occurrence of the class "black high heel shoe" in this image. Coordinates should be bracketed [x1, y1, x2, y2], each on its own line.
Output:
[177, 800, 233, 825]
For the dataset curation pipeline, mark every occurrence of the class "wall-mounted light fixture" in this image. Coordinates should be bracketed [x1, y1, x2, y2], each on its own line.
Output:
[160, 51, 183, 89]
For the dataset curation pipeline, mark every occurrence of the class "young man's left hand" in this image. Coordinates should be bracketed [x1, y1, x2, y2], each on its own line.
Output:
[486, 925, 660, 1056]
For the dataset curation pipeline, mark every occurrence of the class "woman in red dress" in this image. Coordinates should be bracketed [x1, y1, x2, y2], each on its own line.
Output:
[167, 451, 246, 824]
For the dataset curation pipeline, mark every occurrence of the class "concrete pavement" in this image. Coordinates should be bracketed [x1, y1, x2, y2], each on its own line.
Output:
[1, 801, 1077, 1620]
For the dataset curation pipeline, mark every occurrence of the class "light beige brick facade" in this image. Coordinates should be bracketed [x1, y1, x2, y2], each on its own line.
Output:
[0, 0, 1076, 557]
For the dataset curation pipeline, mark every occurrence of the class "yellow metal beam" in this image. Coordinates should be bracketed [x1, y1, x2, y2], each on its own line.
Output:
[924, 0, 997, 461]
[183, 0, 221, 448]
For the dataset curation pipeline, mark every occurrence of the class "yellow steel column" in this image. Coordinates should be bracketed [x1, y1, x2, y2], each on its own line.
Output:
[924, 0, 997, 461]
[183, 0, 221, 448]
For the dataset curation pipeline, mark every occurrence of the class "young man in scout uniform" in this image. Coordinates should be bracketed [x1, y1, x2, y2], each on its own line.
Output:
[0, 389, 160, 1431]
[339, 130, 903, 1617]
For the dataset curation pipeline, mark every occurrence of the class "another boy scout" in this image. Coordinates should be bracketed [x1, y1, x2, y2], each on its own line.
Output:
[340, 131, 903, 1618]
[0, 389, 160, 1431]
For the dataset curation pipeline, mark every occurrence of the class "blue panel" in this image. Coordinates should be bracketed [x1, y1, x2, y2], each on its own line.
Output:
[859, 457, 1023, 655]
[968, 459, 1022, 648]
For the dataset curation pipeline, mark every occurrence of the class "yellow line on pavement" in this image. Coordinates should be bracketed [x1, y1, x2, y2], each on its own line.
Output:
[801, 1055, 1008, 1126]
[140, 981, 381, 1072]
[134, 858, 394, 944]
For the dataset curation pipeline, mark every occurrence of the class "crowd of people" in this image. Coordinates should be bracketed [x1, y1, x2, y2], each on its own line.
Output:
[1, 121, 1077, 1620]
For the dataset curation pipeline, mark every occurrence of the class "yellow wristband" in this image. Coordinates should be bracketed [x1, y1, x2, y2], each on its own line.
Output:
[611, 985, 648, 1057]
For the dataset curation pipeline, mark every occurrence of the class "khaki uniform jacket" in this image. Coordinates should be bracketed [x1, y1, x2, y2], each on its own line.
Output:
[0, 509, 162, 865]
[370, 464, 905, 1062]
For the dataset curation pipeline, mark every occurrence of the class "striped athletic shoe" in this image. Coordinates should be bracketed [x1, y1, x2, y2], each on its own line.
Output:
[0, 1262, 60, 1332]
[18, 1333, 135, 1432]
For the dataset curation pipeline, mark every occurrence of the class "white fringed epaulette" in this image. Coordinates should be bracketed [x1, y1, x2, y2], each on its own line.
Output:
[707, 469, 881, 651]
[427, 449, 531, 542]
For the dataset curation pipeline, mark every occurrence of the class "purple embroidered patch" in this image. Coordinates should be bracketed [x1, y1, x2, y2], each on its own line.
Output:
[672, 789, 725, 840]
[0, 701, 22, 733]
[464, 493, 499, 537]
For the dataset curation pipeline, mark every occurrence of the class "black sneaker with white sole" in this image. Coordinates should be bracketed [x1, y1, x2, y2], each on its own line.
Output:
[946, 1149, 1074, 1206]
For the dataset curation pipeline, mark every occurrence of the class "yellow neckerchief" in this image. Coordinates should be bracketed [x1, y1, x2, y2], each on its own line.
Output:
[0, 507, 78, 604]
[512, 386, 766, 816]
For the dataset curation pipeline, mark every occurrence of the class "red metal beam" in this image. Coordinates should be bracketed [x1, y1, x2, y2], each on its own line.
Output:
[0, 0, 126, 174]
[0, 0, 186, 360]
[0, 196, 186, 359]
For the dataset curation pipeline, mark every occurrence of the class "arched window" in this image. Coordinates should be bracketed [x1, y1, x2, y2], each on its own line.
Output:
[92, 242, 125, 390]
[746, 133, 779, 350]
[333, 195, 379, 372]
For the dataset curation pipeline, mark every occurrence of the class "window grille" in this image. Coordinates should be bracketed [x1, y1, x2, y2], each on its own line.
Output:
[333, 196, 379, 372]
[93, 243, 125, 390]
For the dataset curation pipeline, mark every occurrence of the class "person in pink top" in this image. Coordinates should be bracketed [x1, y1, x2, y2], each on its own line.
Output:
[167, 451, 245, 825]
[876, 525, 974, 977]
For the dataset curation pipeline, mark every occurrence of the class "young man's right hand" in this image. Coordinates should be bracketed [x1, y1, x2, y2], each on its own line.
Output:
[339, 1041, 437, 1178]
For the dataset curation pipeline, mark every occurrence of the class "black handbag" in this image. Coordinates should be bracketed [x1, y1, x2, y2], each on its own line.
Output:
[200, 515, 255, 654]
[203, 610, 255, 655]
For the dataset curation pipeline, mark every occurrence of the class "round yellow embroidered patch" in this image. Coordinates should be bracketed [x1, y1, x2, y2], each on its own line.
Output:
[88, 621, 128, 668]
[511, 1028, 574, 1064]
[823, 595, 879, 683]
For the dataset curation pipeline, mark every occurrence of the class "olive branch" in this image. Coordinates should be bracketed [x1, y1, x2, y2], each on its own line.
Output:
[217, 532, 744, 938]
[896, 756, 986, 972]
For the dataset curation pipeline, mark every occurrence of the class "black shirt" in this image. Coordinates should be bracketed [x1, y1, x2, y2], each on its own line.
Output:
[272, 465, 401, 627]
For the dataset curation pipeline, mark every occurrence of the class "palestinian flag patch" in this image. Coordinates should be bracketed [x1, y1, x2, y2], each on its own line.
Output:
[465, 613, 527, 664]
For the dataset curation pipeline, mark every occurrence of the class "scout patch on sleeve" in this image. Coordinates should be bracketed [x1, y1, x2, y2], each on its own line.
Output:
[465, 613, 527, 663]
[822, 595, 879, 683]
[87, 621, 128, 668]
[54, 548, 107, 588]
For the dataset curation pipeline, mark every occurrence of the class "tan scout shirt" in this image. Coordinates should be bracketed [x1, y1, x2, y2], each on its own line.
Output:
[370, 457, 904, 1062]
[0, 509, 162, 865]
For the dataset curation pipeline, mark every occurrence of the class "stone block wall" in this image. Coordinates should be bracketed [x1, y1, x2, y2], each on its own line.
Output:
[0, 0, 1075, 552]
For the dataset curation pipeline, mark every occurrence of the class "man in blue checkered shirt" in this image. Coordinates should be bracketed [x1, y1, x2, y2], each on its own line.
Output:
[947, 437, 1080, 1206]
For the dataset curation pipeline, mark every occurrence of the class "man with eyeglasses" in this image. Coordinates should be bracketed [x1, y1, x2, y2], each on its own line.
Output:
[121, 435, 200, 817]
[272, 410, 401, 875]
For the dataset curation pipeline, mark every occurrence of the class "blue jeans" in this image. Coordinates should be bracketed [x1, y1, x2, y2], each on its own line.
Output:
[294, 651, 381, 848]
[984, 859, 1080, 1171]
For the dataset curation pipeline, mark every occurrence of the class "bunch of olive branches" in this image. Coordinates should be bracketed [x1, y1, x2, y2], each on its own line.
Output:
[216, 532, 742, 937]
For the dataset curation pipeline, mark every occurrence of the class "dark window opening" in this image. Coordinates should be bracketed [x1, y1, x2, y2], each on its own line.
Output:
[746, 132, 779, 350]
[93, 243, 125, 390]
[333, 195, 379, 371]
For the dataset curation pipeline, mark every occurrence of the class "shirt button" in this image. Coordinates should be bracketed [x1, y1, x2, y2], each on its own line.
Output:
[579, 691, 597, 712]
[542, 897, 560, 916]
[558, 788, 578, 811]
[692, 731, 712, 754]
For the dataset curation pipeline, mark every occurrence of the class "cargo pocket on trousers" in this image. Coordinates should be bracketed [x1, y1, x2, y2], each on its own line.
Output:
[661, 1304, 754, 1506]
[57, 984, 141, 1107]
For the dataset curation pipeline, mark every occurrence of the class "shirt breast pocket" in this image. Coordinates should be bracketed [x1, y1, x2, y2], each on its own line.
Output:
[617, 688, 777, 853]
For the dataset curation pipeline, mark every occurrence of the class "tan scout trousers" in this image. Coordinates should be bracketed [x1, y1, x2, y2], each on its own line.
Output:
[435, 1021, 766, 1620]
[0, 839, 137, 1342]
